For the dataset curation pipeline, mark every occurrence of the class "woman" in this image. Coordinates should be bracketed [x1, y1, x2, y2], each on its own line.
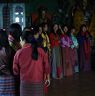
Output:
[34, 7, 50, 26]
[49, 24, 62, 79]
[8, 23, 22, 96]
[13, 28, 50, 96]
[69, 27, 79, 73]
[0, 29, 15, 96]
[77, 24, 92, 72]
[8, 23, 22, 51]
[41, 23, 51, 54]
[31, 25, 43, 47]
[60, 25, 73, 77]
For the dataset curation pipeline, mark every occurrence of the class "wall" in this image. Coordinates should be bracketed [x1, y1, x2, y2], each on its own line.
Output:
[25, 0, 58, 14]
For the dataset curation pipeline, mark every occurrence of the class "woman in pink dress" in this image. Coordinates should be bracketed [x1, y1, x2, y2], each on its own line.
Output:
[60, 25, 73, 77]
[13, 27, 50, 96]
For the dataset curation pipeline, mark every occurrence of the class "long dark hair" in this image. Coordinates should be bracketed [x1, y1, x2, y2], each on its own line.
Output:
[0, 29, 11, 67]
[62, 25, 69, 35]
[21, 27, 38, 60]
[51, 23, 61, 36]
[68, 26, 76, 37]
[78, 24, 92, 38]
[8, 23, 22, 42]
[79, 24, 87, 33]
[0, 29, 9, 50]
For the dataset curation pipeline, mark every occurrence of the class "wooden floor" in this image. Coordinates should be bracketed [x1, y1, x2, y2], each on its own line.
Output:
[48, 71, 95, 96]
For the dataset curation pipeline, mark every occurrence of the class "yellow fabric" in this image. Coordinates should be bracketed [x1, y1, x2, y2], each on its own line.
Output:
[89, 11, 95, 37]
[73, 9, 84, 33]
[41, 33, 51, 53]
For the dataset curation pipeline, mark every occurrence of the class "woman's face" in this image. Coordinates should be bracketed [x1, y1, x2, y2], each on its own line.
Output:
[43, 24, 48, 32]
[63, 26, 68, 33]
[53, 24, 58, 32]
[34, 33, 39, 39]
[82, 26, 87, 32]
[20, 37, 25, 47]
[41, 10, 46, 18]
[39, 27, 42, 34]
[71, 28, 75, 34]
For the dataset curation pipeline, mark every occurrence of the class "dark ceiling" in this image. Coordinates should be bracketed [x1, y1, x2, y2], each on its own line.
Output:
[0, 0, 28, 3]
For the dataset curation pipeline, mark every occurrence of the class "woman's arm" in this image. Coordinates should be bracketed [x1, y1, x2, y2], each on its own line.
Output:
[13, 51, 20, 76]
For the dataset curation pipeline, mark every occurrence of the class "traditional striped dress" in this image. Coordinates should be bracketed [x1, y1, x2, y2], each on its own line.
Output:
[61, 34, 73, 77]
[77, 31, 92, 72]
[70, 34, 79, 73]
[49, 33, 62, 79]
[13, 44, 50, 96]
[0, 75, 15, 96]
[20, 82, 44, 96]
[0, 48, 16, 96]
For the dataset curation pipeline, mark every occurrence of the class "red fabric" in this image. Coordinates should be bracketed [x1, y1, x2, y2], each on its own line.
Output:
[49, 33, 60, 48]
[80, 31, 91, 60]
[32, 13, 38, 23]
[60, 34, 64, 38]
[83, 40, 90, 60]
[82, 32, 90, 60]
[13, 44, 50, 83]
[57, 67, 62, 78]
[44, 85, 48, 95]
[32, 13, 51, 24]
[63, 47, 73, 77]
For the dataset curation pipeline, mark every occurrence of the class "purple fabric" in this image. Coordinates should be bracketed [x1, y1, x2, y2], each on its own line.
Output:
[61, 36, 72, 48]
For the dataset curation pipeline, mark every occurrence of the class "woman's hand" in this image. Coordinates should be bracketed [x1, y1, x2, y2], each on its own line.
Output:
[45, 79, 50, 87]
[44, 74, 50, 87]
[59, 25, 62, 30]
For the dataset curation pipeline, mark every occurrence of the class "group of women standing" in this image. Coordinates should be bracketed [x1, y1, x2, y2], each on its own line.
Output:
[0, 22, 92, 96]
[49, 24, 92, 79]
[0, 23, 50, 96]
